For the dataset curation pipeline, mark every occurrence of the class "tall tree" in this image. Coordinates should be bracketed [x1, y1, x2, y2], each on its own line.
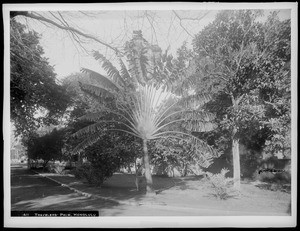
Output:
[191, 10, 291, 189]
[10, 19, 71, 136]
[72, 31, 219, 194]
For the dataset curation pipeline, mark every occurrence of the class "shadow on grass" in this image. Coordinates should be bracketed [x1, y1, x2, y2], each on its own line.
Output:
[68, 173, 207, 207]
[101, 174, 202, 192]
[254, 183, 291, 193]
[204, 193, 240, 200]
[11, 167, 120, 211]
[11, 166, 207, 212]
[12, 193, 120, 211]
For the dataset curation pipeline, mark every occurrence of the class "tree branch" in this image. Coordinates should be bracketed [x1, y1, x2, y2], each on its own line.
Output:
[172, 10, 194, 38]
[11, 11, 122, 55]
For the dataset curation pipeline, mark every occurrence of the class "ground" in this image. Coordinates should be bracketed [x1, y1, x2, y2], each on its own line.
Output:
[10, 163, 291, 216]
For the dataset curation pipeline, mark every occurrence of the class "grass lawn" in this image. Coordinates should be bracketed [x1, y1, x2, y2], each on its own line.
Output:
[34, 169, 291, 216]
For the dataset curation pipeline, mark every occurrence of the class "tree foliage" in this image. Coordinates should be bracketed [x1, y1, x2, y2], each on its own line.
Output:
[10, 19, 71, 136]
[73, 133, 140, 186]
[192, 10, 290, 146]
[72, 31, 219, 193]
[191, 10, 291, 186]
[25, 128, 65, 168]
[150, 137, 213, 176]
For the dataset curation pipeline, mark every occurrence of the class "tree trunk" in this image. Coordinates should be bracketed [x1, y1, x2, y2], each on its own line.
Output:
[143, 139, 154, 194]
[230, 95, 242, 190]
[232, 137, 241, 190]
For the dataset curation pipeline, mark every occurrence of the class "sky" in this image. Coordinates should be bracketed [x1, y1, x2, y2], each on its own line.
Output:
[23, 10, 219, 79]
[9, 3, 292, 80]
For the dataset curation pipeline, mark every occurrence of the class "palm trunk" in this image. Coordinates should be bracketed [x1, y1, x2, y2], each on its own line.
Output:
[232, 137, 241, 190]
[143, 139, 153, 194]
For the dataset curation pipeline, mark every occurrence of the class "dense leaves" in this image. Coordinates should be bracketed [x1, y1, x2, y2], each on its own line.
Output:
[149, 137, 214, 176]
[192, 10, 290, 145]
[191, 10, 291, 186]
[73, 134, 140, 186]
[25, 128, 65, 168]
[10, 19, 71, 136]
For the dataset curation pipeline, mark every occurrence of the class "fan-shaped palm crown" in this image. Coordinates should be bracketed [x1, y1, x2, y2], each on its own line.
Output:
[73, 31, 219, 192]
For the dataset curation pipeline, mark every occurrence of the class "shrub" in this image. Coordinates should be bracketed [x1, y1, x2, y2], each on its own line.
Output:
[205, 168, 237, 200]
[73, 134, 139, 186]
[73, 163, 106, 186]
[25, 129, 65, 168]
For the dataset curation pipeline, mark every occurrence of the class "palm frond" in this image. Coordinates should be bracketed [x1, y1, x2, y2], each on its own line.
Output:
[177, 93, 212, 109]
[73, 118, 140, 139]
[140, 47, 149, 81]
[183, 120, 217, 132]
[72, 122, 105, 138]
[160, 135, 217, 168]
[95, 106, 138, 129]
[79, 82, 115, 100]
[79, 112, 103, 122]
[126, 47, 148, 85]
[81, 68, 120, 93]
[153, 108, 216, 134]
[73, 133, 103, 154]
[191, 136, 219, 158]
[154, 93, 212, 128]
[152, 118, 186, 135]
[106, 128, 142, 139]
[93, 51, 126, 87]
[153, 131, 219, 167]
[184, 110, 216, 122]
[193, 150, 215, 168]
[152, 130, 217, 155]
[118, 57, 136, 89]
[129, 83, 173, 139]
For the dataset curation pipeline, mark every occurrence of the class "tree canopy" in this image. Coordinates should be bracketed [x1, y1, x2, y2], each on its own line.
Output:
[10, 19, 71, 136]
[25, 128, 65, 167]
[190, 10, 291, 187]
